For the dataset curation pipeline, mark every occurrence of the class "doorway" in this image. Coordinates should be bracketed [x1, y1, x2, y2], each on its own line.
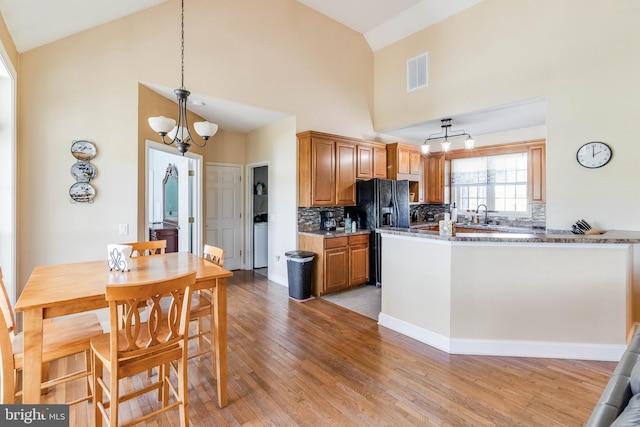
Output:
[246, 163, 269, 273]
[145, 141, 203, 255]
[205, 163, 243, 270]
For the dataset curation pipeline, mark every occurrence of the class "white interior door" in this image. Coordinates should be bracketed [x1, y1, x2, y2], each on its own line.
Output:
[206, 163, 242, 270]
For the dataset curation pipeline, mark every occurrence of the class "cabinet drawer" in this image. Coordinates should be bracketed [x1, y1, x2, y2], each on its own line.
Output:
[324, 236, 348, 249]
[348, 234, 369, 245]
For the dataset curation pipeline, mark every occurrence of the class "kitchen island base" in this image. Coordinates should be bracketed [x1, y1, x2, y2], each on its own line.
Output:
[378, 233, 634, 361]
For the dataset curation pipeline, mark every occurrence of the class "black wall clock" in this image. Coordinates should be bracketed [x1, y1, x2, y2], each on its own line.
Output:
[576, 141, 612, 168]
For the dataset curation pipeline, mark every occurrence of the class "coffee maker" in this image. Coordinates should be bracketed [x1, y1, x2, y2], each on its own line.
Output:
[320, 211, 336, 231]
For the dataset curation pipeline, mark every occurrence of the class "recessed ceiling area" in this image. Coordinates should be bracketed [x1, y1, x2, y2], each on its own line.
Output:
[379, 97, 546, 145]
[143, 83, 290, 134]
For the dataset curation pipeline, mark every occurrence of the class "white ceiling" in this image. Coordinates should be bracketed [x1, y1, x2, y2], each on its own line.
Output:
[0, 0, 167, 54]
[0, 0, 544, 141]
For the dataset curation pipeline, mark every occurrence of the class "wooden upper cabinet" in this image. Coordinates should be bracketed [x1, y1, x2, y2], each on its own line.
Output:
[424, 153, 445, 204]
[398, 148, 411, 174]
[298, 131, 361, 207]
[356, 144, 373, 179]
[528, 143, 546, 204]
[386, 143, 421, 180]
[373, 145, 387, 178]
[357, 141, 387, 180]
[336, 142, 356, 206]
[311, 137, 336, 205]
[409, 151, 421, 175]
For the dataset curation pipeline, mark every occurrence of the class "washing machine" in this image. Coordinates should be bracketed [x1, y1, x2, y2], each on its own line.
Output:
[253, 222, 268, 268]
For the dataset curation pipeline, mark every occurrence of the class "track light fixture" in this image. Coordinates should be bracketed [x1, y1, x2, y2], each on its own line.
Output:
[421, 118, 474, 154]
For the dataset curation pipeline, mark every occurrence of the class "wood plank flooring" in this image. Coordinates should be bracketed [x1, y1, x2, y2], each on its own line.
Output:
[42, 269, 614, 426]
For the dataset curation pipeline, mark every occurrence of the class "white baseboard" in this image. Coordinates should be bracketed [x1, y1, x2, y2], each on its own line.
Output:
[378, 313, 625, 361]
[268, 273, 287, 287]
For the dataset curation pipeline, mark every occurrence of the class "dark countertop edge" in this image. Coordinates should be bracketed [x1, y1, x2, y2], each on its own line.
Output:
[298, 229, 371, 238]
[377, 227, 640, 244]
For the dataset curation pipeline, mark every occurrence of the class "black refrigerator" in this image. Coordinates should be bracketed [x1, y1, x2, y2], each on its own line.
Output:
[345, 178, 410, 287]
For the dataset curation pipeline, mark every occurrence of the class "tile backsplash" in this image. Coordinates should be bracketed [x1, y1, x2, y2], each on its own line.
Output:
[298, 207, 345, 232]
[298, 204, 547, 231]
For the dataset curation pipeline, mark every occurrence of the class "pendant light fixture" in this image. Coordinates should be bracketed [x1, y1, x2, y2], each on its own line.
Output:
[421, 118, 474, 154]
[148, 0, 218, 155]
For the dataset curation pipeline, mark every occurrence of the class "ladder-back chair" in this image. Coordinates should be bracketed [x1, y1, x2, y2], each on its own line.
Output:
[91, 271, 195, 427]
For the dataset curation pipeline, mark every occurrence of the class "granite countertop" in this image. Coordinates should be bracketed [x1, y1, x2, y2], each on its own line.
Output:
[409, 221, 547, 234]
[298, 228, 371, 238]
[378, 227, 640, 244]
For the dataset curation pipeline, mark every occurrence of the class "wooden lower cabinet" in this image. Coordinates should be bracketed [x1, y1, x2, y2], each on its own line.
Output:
[349, 237, 369, 285]
[325, 245, 348, 293]
[298, 233, 369, 296]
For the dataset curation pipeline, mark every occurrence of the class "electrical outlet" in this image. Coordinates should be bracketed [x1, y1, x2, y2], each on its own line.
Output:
[119, 224, 129, 235]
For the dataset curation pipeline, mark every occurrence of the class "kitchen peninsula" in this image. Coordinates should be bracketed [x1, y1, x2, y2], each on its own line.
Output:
[377, 227, 640, 362]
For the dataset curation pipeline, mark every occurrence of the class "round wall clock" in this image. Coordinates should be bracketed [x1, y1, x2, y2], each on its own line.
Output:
[576, 141, 612, 168]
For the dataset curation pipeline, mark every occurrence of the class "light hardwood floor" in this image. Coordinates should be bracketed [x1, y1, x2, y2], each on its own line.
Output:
[41, 270, 614, 426]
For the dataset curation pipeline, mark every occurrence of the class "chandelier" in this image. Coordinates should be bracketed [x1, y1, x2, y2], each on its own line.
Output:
[421, 118, 474, 154]
[148, 0, 218, 155]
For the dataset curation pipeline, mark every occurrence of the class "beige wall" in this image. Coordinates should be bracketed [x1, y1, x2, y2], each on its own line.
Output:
[246, 116, 297, 284]
[373, 0, 640, 231]
[15, 0, 373, 292]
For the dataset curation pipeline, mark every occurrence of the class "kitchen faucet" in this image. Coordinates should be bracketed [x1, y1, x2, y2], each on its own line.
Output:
[476, 204, 488, 224]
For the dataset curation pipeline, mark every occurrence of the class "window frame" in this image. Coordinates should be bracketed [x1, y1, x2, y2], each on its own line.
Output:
[444, 139, 546, 215]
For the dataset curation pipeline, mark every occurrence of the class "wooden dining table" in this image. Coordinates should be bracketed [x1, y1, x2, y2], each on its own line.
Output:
[14, 252, 233, 407]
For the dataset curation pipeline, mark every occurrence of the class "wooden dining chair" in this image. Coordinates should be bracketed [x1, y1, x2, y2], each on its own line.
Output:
[0, 268, 103, 405]
[91, 271, 195, 427]
[119, 240, 168, 328]
[126, 240, 167, 257]
[203, 244, 225, 266]
[146, 245, 225, 381]
[188, 245, 225, 364]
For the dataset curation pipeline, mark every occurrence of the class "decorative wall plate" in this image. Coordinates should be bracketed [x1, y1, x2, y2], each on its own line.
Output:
[71, 140, 97, 161]
[70, 161, 97, 182]
[69, 182, 96, 203]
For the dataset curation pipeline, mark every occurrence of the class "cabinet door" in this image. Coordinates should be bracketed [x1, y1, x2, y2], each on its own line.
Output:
[529, 144, 546, 204]
[349, 244, 369, 286]
[356, 144, 373, 179]
[324, 247, 348, 292]
[373, 145, 387, 178]
[424, 154, 445, 204]
[336, 142, 356, 206]
[311, 137, 336, 206]
[409, 150, 421, 175]
[398, 147, 411, 174]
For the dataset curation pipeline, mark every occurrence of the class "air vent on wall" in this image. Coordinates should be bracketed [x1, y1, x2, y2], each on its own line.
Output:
[407, 52, 428, 92]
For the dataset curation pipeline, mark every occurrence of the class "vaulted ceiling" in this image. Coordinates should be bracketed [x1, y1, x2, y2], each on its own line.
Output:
[0, 0, 544, 141]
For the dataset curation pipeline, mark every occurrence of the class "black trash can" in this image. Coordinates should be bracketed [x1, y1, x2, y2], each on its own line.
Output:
[285, 250, 315, 300]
